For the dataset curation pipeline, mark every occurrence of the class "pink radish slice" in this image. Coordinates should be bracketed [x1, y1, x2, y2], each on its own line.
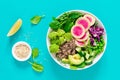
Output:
[75, 40, 85, 47]
[71, 24, 85, 38]
[76, 17, 90, 31]
[75, 37, 89, 47]
[84, 14, 95, 26]
[76, 31, 89, 41]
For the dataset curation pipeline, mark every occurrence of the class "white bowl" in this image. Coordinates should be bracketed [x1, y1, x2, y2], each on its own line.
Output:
[46, 10, 107, 70]
[12, 41, 32, 61]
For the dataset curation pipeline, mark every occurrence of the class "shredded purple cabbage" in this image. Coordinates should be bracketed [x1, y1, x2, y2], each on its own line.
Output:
[89, 26, 104, 46]
[90, 37, 96, 46]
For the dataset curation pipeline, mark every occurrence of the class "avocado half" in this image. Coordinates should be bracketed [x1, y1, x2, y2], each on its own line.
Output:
[69, 54, 84, 65]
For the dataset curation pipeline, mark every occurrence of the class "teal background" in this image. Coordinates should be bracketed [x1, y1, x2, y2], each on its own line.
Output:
[0, 0, 119, 80]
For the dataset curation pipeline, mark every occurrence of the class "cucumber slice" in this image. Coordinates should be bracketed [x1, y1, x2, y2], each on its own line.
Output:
[70, 65, 78, 70]
[78, 51, 85, 57]
[81, 51, 89, 60]
[76, 47, 81, 52]
[85, 53, 90, 60]
[90, 51, 96, 57]
[85, 58, 93, 65]
[77, 62, 86, 68]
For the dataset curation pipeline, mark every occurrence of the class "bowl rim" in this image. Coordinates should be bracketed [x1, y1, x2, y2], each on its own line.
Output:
[46, 10, 107, 70]
[12, 41, 32, 61]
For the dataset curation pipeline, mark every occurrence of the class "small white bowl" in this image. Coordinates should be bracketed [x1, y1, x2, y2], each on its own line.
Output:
[46, 10, 107, 70]
[12, 41, 32, 61]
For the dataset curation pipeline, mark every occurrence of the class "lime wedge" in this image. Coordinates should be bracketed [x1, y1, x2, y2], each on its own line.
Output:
[7, 18, 22, 37]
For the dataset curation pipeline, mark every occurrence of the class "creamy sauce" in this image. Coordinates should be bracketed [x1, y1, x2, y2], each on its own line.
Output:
[14, 43, 30, 59]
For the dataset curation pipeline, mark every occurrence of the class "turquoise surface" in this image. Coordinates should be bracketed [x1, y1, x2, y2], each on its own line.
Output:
[0, 0, 119, 80]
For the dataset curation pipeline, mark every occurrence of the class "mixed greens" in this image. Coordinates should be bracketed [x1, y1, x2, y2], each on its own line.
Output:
[48, 11, 105, 70]
[49, 12, 83, 32]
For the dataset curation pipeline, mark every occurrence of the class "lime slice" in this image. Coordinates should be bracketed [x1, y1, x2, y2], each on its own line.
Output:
[7, 18, 22, 37]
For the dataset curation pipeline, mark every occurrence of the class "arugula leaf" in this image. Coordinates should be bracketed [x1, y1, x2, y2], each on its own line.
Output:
[30, 15, 45, 24]
[28, 61, 44, 72]
[32, 48, 39, 59]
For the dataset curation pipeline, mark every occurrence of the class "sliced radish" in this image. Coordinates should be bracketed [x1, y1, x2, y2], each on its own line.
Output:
[84, 14, 95, 26]
[75, 40, 85, 47]
[76, 17, 90, 31]
[75, 37, 89, 47]
[71, 24, 85, 38]
[76, 31, 89, 41]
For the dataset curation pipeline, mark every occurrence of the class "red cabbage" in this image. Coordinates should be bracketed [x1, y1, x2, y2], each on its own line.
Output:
[90, 36, 96, 46]
[89, 26, 104, 46]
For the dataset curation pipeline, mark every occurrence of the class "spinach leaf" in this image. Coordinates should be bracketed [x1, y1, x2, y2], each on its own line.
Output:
[32, 48, 39, 59]
[69, 12, 83, 19]
[30, 15, 45, 24]
[28, 61, 44, 72]
[63, 21, 74, 32]
[49, 19, 61, 30]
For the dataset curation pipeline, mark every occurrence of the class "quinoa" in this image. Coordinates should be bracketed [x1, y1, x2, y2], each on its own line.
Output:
[56, 39, 76, 59]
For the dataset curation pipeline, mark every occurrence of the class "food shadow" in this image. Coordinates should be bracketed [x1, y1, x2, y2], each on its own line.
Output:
[51, 58, 103, 80]
[8, 28, 23, 46]
[13, 58, 30, 69]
